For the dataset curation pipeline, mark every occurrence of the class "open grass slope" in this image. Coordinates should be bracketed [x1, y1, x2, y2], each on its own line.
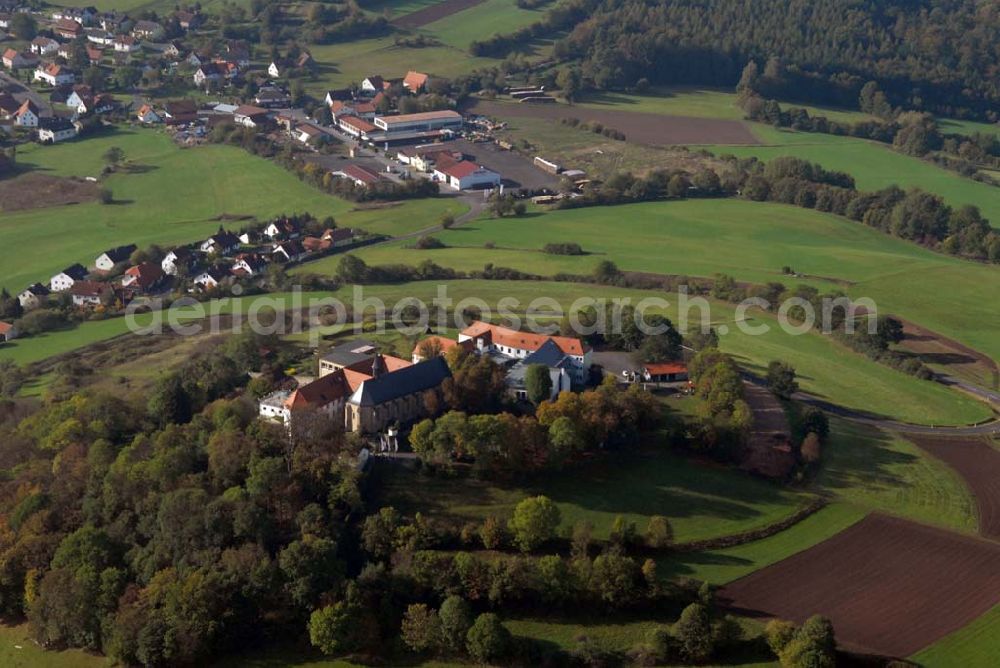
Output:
[323, 198, 1000, 370]
[0, 128, 459, 291]
[813, 419, 977, 532]
[2, 280, 989, 425]
[0, 623, 104, 668]
[911, 603, 1000, 666]
[657, 503, 867, 585]
[376, 449, 815, 543]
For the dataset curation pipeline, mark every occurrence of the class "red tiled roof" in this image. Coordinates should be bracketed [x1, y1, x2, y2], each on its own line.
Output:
[460, 321, 587, 356]
[0, 322, 13, 335]
[338, 115, 376, 132]
[404, 70, 428, 89]
[437, 160, 484, 179]
[338, 163, 380, 185]
[644, 363, 688, 375]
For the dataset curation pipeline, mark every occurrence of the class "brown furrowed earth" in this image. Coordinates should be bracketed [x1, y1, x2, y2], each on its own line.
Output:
[719, 513, 1000, 658]
[391, 0, 486, 28]
[909, 435, 1000, 539]
[468, 99, 761, 146]
[0, 173, 100, 212]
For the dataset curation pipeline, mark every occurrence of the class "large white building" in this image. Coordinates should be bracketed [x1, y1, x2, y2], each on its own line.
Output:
[457, 321, 592, 385]
[433, 161, 502, 190]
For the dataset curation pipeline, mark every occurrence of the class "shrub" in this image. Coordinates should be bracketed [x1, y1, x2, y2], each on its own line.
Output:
[466, 613, 511, 664]
[509, 495, 561, 552]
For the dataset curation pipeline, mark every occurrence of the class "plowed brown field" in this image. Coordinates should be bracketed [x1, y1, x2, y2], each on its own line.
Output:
[719, 513, 1000, 658]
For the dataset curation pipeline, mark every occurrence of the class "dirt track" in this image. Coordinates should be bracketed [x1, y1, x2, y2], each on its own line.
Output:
[469, 99, 760, 146]
[391, 0, 485, 28]
[719, 513, 1000, 658]
[909, 435, 1000, 539]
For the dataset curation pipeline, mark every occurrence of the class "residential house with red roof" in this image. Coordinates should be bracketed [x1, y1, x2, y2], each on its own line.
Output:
[433, 160, 502, 190]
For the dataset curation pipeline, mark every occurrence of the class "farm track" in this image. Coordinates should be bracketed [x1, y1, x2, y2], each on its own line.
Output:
[719, 513, 1000, 658]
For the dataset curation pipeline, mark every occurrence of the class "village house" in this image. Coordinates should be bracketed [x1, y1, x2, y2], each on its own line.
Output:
[136, 104, 162, 124]
[50, 264, 89, 292]
[69, 280, 112, 307]
[225, 41, 251, 69]
[294, 122, 325, 146]
[330, 98, 377, 121]
[52, 7, 97, 25]
[66, 86, 92, 109]
[34, 64, 75, 87]
[3, 49, 38, 70]
[98, 12, 127, 32]
[331, 163, 381, 188]
[397, 146, 463, 173]
[113, 35, 140, 53]
[640, 362, 689, 387]
[254, 86, 290, 108]
[272, 240, 307, 263]
[18, 283, 50, 310]
[193, 62, 226, 88]
[30, 37, 59, 56]
[457, 321, 592, 385]
[303, 227, 353, 253]
[360, 75, 385, 93]
[0, 321, 18, 343]
[131, 20, 164, 40]
[162, 41, 183, 60]
[57, 44, 74, 61]
[193, 267, 227, 290]
[85, 29, 115, 46]
[161, 248, 194, 276]
[174, 10, 202, 30]
[231, 253, 268, 277]
[38, 117, 78, 143]
[77, 93, 115, 115]
[260, 341, 451, 434]
[54, 18, 84, 40]
[264, 218, 302, 240]
[403, 70, 429, 93]
[0, 91, 19, 119]
[13, 100, 39, 127]
[85, 45, 104, 64]
[163, 99, 198, 124]
[233, 105, 270, 128]
[199, 231, 240, 255]
[122, 262, 164, 292]
[434, 160, 502, 190]
[95, 244, 137, 272]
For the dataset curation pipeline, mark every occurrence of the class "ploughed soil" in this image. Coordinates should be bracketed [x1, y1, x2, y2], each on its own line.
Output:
[469, 99, 761, 146]
[908, 434, 1000, 539]
[391, 0, 486, 28]
[719, 513, 1000, 658]
[0, 173, 100, 212]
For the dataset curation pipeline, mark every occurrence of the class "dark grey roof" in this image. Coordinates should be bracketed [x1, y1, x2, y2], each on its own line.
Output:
[62, 264, 88, 280]
[351, 356, 450, 406]
[39, 116, 75, 132]
[321, 339, 377, 367]
[101, 244, 137, 263]
[523, 338, 569, 368]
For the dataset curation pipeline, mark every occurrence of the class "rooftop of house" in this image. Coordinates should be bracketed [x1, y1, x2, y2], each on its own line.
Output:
[460, 321, 588, 356]
[644, 362, 688, 375]
[337, 163, 381, 185]
[377, 109, 462, 125]
[349, 356, 451, 407]
[320, 339, 379, 368]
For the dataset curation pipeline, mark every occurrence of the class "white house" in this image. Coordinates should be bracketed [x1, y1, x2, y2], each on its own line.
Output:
[18, 283, 50, 310]
[332, 164, 381, 188]
[264, 219, 301, 240]
[95, 244, 137, 271]
[360, 75, 384, 93]
[113, 35, 139, 53]
[131, 20, 164, 40]
[34, 63, 75, 86]
[161, 248, 194, 276]
[233, 105, 270, 128]
[66, 87, 91, 109]
[13, 100, 39, 127]
[457, 321, 592, 385]
[30, 37, 59, 56]
[69, 281, 111, 307]
[193, 268, 227, 290]
[258, 389, 292, 422]
[272, 240, 307, 263]
[136, 104, 161, 124]
[232, 253, 268, 277]
[50, 264, 89, 292]
[199, 231, 240, 255]
[433, 160, 502, 190]
[38, 117, 78, 143]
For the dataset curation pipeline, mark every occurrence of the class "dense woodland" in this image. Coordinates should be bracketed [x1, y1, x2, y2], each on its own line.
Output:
[485, 0, 1000, 120]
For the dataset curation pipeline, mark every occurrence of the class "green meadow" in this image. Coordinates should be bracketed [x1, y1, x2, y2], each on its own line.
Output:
[3, 281, 989, 425]
[305, 199, 1000, 366]
[0, 128, 459, 291]
[911, 603, 1000, 667]
[376, 449, 815, 544]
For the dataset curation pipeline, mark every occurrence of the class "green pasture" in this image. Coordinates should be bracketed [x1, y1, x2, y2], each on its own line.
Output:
[0, 128, 458, 290]
[910, 603, 1000, 667]
[311, 199, 1000, 368]
[375, 449, 815, 543]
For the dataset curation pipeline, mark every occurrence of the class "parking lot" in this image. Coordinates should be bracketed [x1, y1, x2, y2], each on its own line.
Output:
[447, 138, 561, 191]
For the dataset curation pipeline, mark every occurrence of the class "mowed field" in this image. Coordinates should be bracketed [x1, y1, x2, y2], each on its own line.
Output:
[0, 128, 459, 291]
[316, 199, 1000, 367]
[719, 513, 1000, 658]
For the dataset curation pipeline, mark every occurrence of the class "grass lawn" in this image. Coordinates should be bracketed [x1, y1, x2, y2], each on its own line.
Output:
[3, 280, 989, 425]
[0, 624, 104, 668]
[320, 199, 1000, 376]
[910, 603, 1000, 667]
[0, 127, 458, 290]
[722, 125, 1000, 226]
[812, 418, 977, 532]
[657, 503, 868, 585]
[418, 0, 544, 50]
[376, 449, 815, 543]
